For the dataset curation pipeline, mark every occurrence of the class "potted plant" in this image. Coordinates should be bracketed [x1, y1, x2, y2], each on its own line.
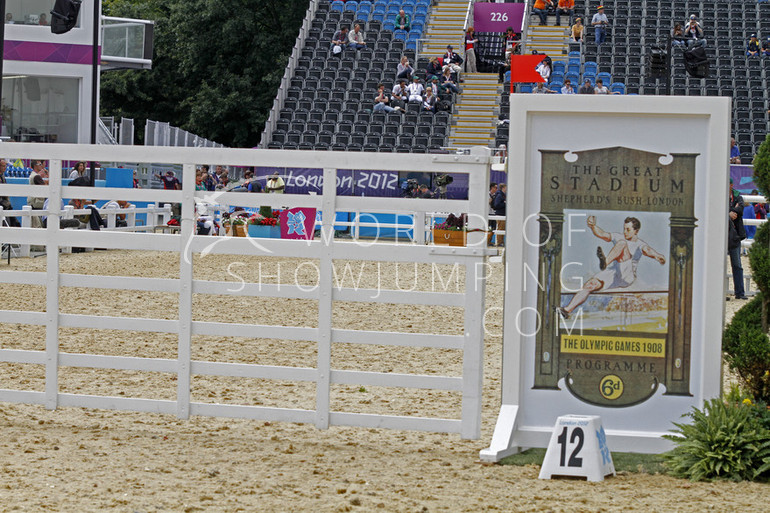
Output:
[433, 213, 468, 247]
[223, 212, 249, 237]
[248, 210, 282, 238]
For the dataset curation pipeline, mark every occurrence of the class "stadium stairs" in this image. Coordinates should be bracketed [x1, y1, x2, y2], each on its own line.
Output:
[525, 13, 570, 62]
[448, 74, 500, 148]
[422, 0, 469, 56]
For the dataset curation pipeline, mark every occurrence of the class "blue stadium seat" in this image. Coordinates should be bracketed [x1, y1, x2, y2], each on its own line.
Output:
[550, 72, 564, 84]
[549, 82, 562, 93]
[345, 2, 358, 12]
[393, 29, 407, 40]
[583, 61, 598, 74]
[552, 61, 565, 75]
[372, 12, 385, 22]
[597, 72, 612, 85]
[565, 73, 580, 85]
[519, 84, 532, 93]
[610, 82, 626, 94]
[383, 21, 395, 31]
[359, 1, 373, 11]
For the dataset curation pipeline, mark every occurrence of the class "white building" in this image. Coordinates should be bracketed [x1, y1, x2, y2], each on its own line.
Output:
[2, 0, 152, 144]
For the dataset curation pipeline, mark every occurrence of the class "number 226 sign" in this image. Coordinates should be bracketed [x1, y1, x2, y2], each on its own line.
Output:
[539, 415, 616, 482]
[473, 3, 525, 32]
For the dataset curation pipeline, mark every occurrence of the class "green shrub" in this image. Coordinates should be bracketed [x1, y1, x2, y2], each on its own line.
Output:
[723, 293, 770, 403]
[663, 398, 770, 481]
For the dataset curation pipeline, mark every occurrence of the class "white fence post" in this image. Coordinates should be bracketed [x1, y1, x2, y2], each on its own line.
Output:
[20, 206, 32, 257]
[127, 204, 136, 229]
[45, 158, 63, 410]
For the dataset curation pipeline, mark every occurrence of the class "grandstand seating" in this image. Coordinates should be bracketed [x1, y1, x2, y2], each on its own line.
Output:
[572, 0, 770, 160]
[269, 0, 450, 152]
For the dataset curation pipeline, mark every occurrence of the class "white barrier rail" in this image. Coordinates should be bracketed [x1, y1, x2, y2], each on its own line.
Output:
[0, 143, 493, 439]
[0, 204, 172, 257]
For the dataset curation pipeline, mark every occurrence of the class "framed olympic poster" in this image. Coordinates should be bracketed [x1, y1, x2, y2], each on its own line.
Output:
[481, 95, 731, 461]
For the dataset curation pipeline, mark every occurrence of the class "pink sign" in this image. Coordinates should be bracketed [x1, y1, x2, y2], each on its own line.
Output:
[473, 3, 525, 32]
[279, 208, 317, 240]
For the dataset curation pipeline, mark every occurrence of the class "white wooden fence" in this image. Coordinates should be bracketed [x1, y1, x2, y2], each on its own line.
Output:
[0, 143, 492, 439]
[0, 204, 173, 257]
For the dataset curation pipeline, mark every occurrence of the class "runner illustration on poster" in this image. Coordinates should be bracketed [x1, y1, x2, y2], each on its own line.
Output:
[533, 147, 697, 407]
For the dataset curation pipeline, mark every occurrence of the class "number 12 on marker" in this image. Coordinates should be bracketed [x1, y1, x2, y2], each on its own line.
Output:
[556, 426, 584, 467]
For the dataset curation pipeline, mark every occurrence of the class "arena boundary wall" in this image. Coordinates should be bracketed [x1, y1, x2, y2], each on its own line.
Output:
[0, 143, 492, 439]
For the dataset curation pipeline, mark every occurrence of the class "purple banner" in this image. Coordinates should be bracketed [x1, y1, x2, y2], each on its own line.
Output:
[730, 164, 757, 196]
[473, 3, 525, 32]
[4, 40, 98, 65]
[254, 168, 470, 199]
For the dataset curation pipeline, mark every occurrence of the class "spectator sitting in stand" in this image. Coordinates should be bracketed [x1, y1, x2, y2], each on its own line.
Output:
[439, 68, 459, 94]
[427, 76, 440, 97]
[348, 23, 366, 50]
[747, 34, 761, 56]
[442, 45, 463, 73]
[561, 78, 576, 94]
[373, 83, 403, 113]
[101, 199, 132, 228]
[331, 26, 349, 55]
[426, 57, 443, 80]
[397, 55, 414, 80]
[407, 76, 425, 103]
[391, 79, 409, 108]
[68, 161, 87, 180]
[531, 82, 552, 94]
[683, 14, 705, 48]
[395, 9, 410, 32]
[422, 88, 437, 113]
[556, 0, 575, 27]
[536, 55, 552, 81]
[579, 78, 595, 94]
[763, 37, 770, 56]
[671, 23, 686, 48]
[594, 78, 610, 94]
[730, 137, 741, 164]
[571, 17, 584, 42]
[533, 0, 554, 26]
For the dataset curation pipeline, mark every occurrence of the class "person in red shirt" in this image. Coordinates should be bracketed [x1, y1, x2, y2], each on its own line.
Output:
[465, 26, 478, 73]
[156, 170, 181, 190]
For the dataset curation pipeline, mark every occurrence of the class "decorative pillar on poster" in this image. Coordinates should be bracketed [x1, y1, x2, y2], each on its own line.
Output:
[535, 147, 696, 407]
[473, 3, 525, 32]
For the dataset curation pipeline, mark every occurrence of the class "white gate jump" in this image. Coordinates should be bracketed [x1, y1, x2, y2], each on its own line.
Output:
[0, 143, 492, 439]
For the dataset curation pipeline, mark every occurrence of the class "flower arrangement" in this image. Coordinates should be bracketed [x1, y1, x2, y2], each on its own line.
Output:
[222, 211, 249, 226]
[248, 210, 281, 226]
[434, 213, 484, 232]
[434, 213, 467, 231]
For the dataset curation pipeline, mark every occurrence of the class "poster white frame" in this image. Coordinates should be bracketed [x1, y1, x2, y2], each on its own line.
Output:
[481, 95, 731, 462]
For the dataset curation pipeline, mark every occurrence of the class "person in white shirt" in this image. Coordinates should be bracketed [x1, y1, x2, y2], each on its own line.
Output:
[348, 24, 366, 50]
[407, 77, 424, 103]
[594, 78, 609, 94]
[561, 79, 576, 94]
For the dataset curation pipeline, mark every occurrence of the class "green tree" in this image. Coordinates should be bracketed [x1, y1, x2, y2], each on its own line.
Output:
[100, 0, 309, 147]
[750, 135, 770, 331]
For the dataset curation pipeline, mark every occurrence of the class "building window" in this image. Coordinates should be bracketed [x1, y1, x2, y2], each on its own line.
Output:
[2, 75, 80, 143]
[5, 0, 80, 28]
